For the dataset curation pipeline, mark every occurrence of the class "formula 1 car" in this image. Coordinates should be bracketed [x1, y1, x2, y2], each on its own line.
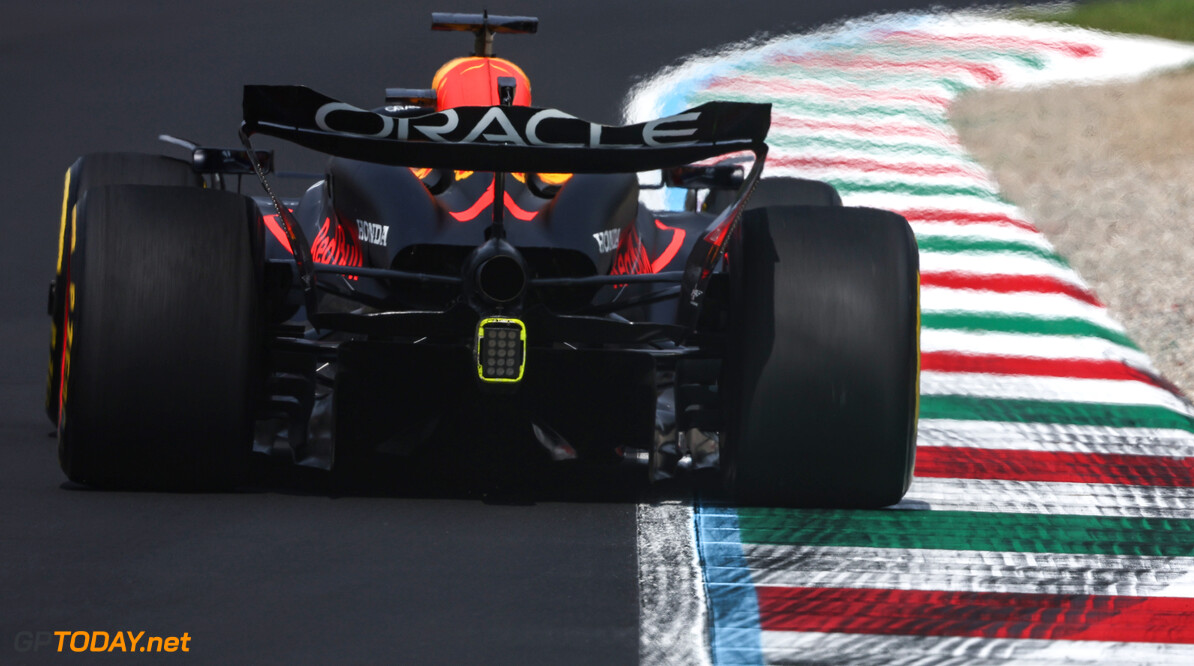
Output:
[46, 12, 919, 507]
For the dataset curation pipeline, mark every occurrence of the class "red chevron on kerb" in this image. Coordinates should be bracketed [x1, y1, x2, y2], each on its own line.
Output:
[757, 587, 1194, 643]
[769, 155, 986, 179]
[915, 447, 1194, 486]
[921, 271, 1102, 306]
[922, 352, 1166, 386]
[896, 208, 1038, 231]
[705, 76, 952, 108]
[769, 114, 962, 145]
[883, 30, 1102, 58]
[770, 52, 1004, 84]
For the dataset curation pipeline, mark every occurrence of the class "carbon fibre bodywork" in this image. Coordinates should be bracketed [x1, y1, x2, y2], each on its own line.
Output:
[250, 133, 757, 469]
[238, 41, 770, 471]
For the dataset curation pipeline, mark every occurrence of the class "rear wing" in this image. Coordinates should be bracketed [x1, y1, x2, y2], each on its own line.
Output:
[241, 85, 769, 174]
[239, 84, 770, 333]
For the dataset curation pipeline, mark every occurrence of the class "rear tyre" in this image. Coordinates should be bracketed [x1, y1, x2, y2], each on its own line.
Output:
[47, 153, 202, 423]
[721, 205, 919, 508]
[58, 185, 264, 490]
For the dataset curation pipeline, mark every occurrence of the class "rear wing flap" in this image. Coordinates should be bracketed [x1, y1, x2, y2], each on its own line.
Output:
[241, 85, 769, 174]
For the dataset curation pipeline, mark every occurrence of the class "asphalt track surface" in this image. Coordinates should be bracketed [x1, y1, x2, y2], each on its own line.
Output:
[1, 1, 1059, 663]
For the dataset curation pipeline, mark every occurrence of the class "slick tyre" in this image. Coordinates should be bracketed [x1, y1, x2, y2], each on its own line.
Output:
[722, 205, 919, 508]
[58, 185, 264, 490]
[47, 153, 202, 423]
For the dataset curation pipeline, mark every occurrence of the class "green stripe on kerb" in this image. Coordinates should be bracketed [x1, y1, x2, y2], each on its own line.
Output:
[732, 509, 1194, 556]
[859, 42, 1050, 70]
[742, 40, 1049, 73]
[741, 64, 976, 95]
[916, 236, 1069, 267]
[827, 179, 1004, 202]
[766, 135, 968, 161]
[688, 92, 949, 125]
[920, 312, 1141, 350]
[921, 395, 1194, 432]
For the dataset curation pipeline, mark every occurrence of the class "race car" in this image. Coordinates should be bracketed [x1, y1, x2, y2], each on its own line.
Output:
[45, 12, 920, 507]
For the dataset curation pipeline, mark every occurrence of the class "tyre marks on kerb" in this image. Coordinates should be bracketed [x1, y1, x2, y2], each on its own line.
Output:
[917, 420, 1194, 456]
[637, 501, 712, 666]
[915, 446, 1194, 487]
[742, 545, 1194, 596]
[901, 477, 1194, 519]
[921, 331, 1146, 365]
[629, 12, 1194, 665]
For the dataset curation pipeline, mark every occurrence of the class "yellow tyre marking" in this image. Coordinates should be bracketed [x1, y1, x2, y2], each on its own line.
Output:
[60, 206, 78, 407]
[56, 168, 71, 276]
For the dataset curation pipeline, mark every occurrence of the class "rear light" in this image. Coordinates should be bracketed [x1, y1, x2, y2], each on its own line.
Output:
[476, 318, 526, 383]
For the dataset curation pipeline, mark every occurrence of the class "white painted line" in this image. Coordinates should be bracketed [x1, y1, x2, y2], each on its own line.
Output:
[918, 419, 1194, 457]
[900, 477, 1194, 519]
[920, 372, 1194, 415]
[741, 544, 1194, 597]
[758, 630, 1194, 666]
[839, 190, 1030, 215]
[912, 225, 1058, 247]
[921, 288, 1121, 327]
[920, 329, 1152, 368]
[637, 500, 711, 666]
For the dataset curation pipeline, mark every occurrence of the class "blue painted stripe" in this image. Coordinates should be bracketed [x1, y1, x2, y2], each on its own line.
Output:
[696, 501, 763, 665]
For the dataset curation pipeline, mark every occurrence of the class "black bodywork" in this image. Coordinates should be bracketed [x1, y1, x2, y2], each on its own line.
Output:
[236, 83, 770, 473]
[203, 13, 772, 474]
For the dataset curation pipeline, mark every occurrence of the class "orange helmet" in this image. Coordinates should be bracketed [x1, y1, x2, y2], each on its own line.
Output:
[431, 57, 532, 110]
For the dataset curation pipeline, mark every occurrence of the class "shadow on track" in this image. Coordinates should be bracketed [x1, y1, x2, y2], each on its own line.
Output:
[246, 435, 664, 506]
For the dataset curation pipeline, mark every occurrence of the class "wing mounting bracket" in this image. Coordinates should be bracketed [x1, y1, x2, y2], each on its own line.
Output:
[430, 11, 538, 57]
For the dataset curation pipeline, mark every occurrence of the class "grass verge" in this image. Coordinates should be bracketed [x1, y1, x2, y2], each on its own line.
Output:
[1014, 0, 1194, 43]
